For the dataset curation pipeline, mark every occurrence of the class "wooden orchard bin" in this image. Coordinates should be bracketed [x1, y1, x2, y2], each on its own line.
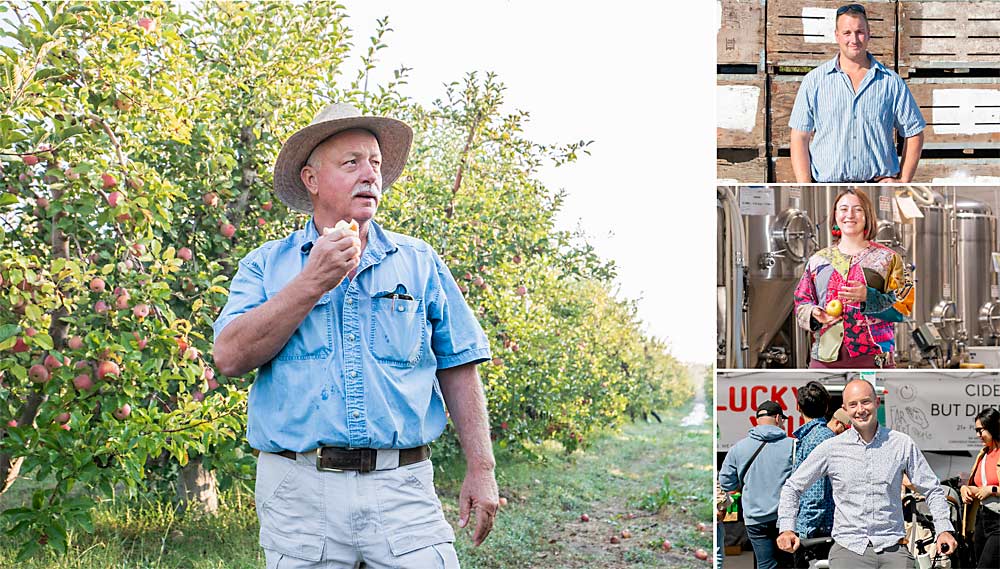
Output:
[899, 2, 1000, 75]
[766, 0, 896, 69]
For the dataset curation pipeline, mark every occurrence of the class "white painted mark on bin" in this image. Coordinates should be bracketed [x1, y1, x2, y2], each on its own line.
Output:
[932, 176, 1000, 184]
[931, 89, 1000, 135]
[801, 8, 837, 43]
[717, 85, 760, 133]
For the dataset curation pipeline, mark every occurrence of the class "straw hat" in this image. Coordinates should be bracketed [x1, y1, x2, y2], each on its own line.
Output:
[272, 103, 413, 213]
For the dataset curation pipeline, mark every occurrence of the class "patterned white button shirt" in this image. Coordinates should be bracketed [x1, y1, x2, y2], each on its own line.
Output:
[778, 425, 954, 555]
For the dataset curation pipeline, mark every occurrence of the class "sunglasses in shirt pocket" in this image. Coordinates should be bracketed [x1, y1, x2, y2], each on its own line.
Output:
[369, 286, 425, 367]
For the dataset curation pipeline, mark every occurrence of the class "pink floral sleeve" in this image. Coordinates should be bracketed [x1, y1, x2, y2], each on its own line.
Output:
[793, 261, 819, 331]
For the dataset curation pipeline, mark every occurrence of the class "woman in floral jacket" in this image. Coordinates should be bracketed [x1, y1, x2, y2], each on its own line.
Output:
[793, 189, 913, 368]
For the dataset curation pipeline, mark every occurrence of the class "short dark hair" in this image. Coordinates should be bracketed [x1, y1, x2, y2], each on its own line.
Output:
[836, 4, 869, 27]
[797, 381, 831, 420]
[976, 408, 1000, 443]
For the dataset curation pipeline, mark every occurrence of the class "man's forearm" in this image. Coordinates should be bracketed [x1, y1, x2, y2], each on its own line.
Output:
[790, 130, 813, 183]
[213, 275, 326, 377]
[898, 132, 924, 183]
[438, 363, 495, 471]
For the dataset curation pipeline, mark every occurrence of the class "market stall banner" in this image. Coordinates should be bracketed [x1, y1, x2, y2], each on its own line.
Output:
[884, 375, 1000, 452]
[717, 376, 812, 451]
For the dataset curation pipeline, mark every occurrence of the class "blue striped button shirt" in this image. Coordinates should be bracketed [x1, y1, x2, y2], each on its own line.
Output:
[789, 54, 926, 183]
[778, 425, 954, 555]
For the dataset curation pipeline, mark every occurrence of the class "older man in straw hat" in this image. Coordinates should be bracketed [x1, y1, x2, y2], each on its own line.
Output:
[213, 103, 498, 568]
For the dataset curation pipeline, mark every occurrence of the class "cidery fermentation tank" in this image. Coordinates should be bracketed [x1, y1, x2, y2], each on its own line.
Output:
[912, 192, 959, 359]
[736, 187, 817, 367]
[955, 197, 997, 345]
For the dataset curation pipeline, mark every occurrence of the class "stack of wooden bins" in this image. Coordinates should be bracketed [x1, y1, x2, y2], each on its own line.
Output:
[767, 0, 897, 182]
[899, 1, 1000, 183]
[716, 0, 1000, 183]
[717, 0, 768, 182]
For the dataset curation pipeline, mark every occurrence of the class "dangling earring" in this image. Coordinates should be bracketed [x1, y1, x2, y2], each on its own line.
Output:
[832, 224, 842, 238]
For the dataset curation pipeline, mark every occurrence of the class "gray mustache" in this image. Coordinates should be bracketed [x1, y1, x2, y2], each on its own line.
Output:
[353, 183, 381, 198]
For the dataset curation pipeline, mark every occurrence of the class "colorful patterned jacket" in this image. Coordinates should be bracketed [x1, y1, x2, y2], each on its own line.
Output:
[793, 243, 913, 363]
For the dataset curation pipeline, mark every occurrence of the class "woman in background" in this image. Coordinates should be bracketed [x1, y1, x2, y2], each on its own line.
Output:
[961, 408, 1000, 568]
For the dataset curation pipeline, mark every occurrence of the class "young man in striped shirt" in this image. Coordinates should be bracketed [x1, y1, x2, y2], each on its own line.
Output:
[789, 4, 925, 183]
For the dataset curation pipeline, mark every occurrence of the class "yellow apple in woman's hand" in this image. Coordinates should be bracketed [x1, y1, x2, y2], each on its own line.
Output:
[825, 299, 843, 317]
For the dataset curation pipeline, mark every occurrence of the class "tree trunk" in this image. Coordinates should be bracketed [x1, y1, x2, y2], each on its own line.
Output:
[0, 178, 69, 497]
[176, 457, 219, 516]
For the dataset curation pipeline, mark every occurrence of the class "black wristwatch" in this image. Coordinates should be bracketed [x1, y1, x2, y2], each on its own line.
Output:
[993, 486, 998, 495]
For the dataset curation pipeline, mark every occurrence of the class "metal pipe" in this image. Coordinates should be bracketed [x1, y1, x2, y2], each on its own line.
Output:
[720, 186, 748, 368]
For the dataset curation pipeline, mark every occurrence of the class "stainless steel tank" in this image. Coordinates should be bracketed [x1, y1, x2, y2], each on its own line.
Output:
[718, 198, 728, 368]
[740, 186, 817, 367]
[912, 192, 960, 357]
[955, 197, 996, 345]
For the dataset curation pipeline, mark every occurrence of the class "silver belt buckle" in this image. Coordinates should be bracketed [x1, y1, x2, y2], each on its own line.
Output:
[315, 446, 344, 472]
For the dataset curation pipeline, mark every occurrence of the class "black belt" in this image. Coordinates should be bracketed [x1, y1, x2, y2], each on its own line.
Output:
[275, 445, 430, 473]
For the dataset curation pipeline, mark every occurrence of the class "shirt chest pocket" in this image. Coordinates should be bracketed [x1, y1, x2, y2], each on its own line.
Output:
[859, 99, 893, 133]
[267, 290, 333, 361]
[369, 293, 425, 367]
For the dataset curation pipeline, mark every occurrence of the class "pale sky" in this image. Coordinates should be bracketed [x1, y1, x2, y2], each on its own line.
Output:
[339, 1, 717, 364]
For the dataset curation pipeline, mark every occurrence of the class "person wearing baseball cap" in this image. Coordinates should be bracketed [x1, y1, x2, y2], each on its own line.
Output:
[213, 103, 497, 568]
[720, 400, 796, 569]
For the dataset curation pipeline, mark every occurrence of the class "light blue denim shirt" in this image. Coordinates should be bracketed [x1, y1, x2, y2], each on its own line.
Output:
[213, 219, 492, 452]
[778, 426, 954, 555]
[790, 54, 926, 183]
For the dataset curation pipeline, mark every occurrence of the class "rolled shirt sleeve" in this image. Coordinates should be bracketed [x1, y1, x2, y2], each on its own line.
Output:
[893, 78, 927, 138]
[789, 74, 816, 133]
[427, 251, 491, 369]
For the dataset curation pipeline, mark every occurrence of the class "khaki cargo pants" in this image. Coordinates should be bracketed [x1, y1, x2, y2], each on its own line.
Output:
[256, 451, 460, 568]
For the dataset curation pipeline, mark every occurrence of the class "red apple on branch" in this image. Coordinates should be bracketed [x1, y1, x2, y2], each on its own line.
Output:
[73, 373, 94, 391]
[113, 404, 131, 420]
[28, 364, 50, 383]
[96, 360, 120, 380]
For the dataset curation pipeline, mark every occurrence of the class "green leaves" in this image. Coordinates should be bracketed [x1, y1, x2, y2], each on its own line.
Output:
[0, 0, 687, 560]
